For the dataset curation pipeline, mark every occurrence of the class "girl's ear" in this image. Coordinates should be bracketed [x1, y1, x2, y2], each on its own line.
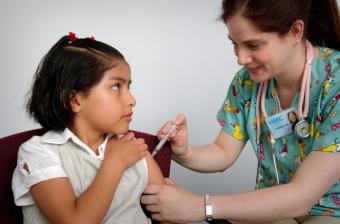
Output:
[289, 19, 305, 45]
[70, 92, 82, 113]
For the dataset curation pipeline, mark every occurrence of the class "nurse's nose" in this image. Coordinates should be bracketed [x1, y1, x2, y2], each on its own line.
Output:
[236, 48, 252, 65]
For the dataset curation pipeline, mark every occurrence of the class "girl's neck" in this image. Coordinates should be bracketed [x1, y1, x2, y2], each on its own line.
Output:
[69, 124, 105, 154]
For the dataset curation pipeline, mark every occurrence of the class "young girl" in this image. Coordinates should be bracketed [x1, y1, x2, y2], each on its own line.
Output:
[12, 32, 168, 224]
[142, 0, 340, 223]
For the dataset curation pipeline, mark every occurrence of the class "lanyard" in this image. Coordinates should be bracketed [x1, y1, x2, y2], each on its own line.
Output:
[255, 40, 314, 188]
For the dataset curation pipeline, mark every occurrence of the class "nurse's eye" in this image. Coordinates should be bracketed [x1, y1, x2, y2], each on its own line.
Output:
[248, 42, 261, 50]
[230, 42, 239, 55]
[230, 41, 238, 48]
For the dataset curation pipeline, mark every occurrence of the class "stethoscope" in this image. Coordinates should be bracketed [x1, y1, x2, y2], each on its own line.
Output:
[255, 40, 314, 188]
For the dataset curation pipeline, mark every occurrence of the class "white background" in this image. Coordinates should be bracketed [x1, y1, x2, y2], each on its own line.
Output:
[0, 0, 283, 223]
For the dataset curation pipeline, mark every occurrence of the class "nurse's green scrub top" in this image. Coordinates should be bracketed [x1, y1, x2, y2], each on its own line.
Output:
[217, 47, 340, 217]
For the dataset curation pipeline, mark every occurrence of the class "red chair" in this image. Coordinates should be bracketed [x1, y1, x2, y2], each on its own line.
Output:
[0, 128, 171, 224]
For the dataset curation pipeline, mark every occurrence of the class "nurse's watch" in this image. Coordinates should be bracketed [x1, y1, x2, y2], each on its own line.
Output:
[205, 194, 213, 221]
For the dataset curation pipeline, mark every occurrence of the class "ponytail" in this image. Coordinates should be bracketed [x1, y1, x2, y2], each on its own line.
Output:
[307, 0, 340, 50]
[27, 34, 126, 130]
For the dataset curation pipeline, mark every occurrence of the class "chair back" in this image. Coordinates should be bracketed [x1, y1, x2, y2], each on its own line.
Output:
[0, 128, 171, 224]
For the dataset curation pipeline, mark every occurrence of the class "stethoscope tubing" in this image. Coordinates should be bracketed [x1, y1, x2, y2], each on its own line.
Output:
[254, 40, 314, 188]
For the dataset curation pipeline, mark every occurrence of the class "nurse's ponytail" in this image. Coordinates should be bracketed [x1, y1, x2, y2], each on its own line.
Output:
[307, 0, 340, 50]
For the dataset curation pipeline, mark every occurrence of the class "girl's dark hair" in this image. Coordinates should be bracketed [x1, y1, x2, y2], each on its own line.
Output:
[220, 0, 340, 50]
[27, 34, 126, 131]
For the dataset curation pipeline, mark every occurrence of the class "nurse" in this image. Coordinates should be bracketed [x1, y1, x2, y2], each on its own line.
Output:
[141, 0, 340, 223]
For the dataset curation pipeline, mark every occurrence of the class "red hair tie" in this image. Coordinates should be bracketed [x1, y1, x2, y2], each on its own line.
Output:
[68, 32, 96, 42]
[69, 32, 78, 42]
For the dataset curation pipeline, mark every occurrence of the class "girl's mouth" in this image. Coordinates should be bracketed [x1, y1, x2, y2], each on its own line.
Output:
[122, 112, 133, 122]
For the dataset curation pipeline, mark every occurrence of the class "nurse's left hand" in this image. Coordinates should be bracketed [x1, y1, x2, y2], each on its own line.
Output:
[141, 179, 205, 223]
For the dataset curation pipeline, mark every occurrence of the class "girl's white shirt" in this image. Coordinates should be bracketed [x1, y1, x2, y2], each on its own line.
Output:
[11, 128, 147, 206]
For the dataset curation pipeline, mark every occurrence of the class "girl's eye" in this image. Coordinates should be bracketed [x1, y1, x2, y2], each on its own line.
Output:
[112, 84, 120, 92]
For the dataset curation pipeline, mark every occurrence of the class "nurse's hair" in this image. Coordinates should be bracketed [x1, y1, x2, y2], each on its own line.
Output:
[27, 33, 127, 131]
[220, 0, 340, 51]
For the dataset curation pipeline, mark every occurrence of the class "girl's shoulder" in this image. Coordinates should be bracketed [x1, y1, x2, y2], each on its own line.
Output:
[19, 134, 46, 155]
[13, 130, 67, 206]
[18, 130, 64, 158]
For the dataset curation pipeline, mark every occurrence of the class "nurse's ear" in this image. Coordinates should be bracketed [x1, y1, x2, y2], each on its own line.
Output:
[289, 19, 305, 46]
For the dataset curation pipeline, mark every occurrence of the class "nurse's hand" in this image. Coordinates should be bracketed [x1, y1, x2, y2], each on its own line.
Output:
[157, 113, 188, 159]
[141, 178, 205, 223]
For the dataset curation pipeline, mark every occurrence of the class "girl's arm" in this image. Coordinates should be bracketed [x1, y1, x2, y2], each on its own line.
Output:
[30, 133, 147, 224]
[146, 151, 165, 185]
[145, 151, 176, 224]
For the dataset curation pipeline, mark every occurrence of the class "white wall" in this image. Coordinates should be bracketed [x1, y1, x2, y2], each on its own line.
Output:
[0, 1, 257, 223]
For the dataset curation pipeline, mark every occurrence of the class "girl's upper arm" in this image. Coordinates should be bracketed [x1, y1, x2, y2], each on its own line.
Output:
[30, 177, 78, 223]
[145, 152, 176, 224]
[15, 138, 81, 223]
[145, 151, 165, 185]
[12, 137, 67, 205]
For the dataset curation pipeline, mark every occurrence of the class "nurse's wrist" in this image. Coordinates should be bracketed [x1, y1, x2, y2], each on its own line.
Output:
[171, 146, 190, 163]
[192, 194, 206, 222]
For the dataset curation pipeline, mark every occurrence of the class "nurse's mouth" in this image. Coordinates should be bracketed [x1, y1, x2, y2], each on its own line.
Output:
[248, 66, 261, 76]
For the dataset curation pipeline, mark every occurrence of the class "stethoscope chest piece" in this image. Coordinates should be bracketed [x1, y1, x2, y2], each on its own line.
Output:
[293, 119, 310, 138]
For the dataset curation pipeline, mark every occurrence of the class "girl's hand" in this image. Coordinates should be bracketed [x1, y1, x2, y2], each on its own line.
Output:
[105, 132, 148, 169]
[158, 113, 188, 159]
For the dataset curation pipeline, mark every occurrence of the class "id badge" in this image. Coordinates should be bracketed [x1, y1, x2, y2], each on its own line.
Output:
[265, 108, 297, 139]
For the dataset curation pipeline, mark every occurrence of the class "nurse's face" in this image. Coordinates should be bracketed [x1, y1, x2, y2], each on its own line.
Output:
[226, 14, 295, 83]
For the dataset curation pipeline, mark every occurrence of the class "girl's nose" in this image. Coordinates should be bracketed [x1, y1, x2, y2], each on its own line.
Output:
[126, 91, 136, 107]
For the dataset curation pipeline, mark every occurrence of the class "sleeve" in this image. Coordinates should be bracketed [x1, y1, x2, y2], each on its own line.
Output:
[312, 54, 340, 153]
[12, 136, 67, 206]
[216, 68, 250, 142]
